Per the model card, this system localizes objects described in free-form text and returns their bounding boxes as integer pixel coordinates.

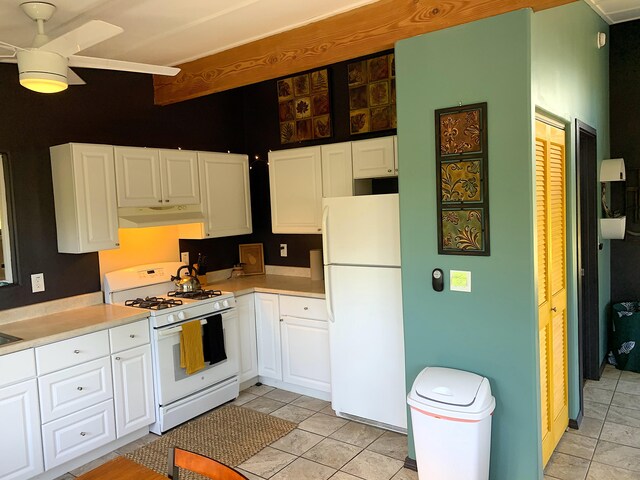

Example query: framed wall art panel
[435,102,490,256]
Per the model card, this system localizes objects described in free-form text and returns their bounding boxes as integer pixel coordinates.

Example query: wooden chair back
[167,447,248,480]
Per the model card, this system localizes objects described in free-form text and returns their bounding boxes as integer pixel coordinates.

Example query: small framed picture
[239,243,265,275]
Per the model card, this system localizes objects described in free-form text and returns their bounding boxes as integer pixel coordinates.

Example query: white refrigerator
[322,193,407,431]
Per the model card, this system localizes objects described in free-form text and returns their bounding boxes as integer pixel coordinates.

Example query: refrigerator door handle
[322,205,329,262]
[324,266,335,323]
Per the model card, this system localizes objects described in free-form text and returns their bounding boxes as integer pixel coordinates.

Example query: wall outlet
[181,252,189,265]
[280,244,288,257]
[31,273,45,293]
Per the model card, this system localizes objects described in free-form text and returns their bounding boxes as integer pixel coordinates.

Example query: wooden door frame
[575,120,601,386]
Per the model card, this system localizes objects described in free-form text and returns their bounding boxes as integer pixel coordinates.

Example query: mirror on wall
[0,153,14,286]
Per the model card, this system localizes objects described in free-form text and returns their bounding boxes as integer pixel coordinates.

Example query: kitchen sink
[0,333,22,345]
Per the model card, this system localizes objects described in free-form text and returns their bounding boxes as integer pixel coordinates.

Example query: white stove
[104,262,240,434]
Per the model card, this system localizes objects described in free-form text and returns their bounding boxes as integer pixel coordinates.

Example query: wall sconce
[600,158,626,239]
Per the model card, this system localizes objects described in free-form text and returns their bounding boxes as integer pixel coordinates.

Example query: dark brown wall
[610,20,640,302]
[0,65,245,310]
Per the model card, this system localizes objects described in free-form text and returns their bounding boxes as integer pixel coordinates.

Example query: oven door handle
[157,319,207,337]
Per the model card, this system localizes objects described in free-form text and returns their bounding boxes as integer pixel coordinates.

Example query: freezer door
[325,264,407,430]
[322,194,400,267]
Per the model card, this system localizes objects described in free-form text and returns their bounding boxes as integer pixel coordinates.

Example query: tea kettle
[171,265,201,293]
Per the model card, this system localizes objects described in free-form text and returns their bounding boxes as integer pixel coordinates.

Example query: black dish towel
[202,314,227,365]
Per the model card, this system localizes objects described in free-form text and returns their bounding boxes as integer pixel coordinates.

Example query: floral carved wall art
[435,103,490,255]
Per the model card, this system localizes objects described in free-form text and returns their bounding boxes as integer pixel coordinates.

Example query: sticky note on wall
[450,270,471,292]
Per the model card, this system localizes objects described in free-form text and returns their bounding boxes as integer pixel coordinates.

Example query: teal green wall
[531,1,610,420]
[396,10,540,479]
[397,4,609,478]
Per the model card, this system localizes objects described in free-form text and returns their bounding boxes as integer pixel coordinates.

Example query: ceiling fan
[0,1,180,93]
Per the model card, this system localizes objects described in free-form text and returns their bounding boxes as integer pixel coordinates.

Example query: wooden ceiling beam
[153,0,575,105]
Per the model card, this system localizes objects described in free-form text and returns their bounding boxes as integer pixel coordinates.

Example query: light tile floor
[59,384,417,480]
[544,364,640,480]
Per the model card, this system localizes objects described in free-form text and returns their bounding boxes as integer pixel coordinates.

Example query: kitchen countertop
[0,304,148,356]
[205,274,325,298]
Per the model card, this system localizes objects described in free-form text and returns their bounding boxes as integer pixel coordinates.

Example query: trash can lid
[413,367,491,408]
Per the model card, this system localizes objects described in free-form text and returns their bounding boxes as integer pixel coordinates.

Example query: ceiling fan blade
[39,20,123,57]
[0,40,23,53]
[67,68,86,85]
[69,55,180,76]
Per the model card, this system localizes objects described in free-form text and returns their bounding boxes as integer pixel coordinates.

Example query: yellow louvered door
[536,119,568,466]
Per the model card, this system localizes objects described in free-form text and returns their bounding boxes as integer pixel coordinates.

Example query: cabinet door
[281,316,331,392]
[114,146,162,207]
[236,294,258,384]
[352,136,395,179]
[159,150,200,205]
[255,293,282,380]
[269,146,323,233]
[50,143,120,253]
[321,142,353,197]
[0,380,44,480]
[112,344,155,438]
[199,152,252,238]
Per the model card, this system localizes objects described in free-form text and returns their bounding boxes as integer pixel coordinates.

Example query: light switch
[450,270,471,292]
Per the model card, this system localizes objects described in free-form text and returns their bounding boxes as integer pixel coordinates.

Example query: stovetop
[167,289,223,300]
[125,296,184,310]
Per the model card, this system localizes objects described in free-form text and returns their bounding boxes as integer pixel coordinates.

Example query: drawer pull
[304,307,308,310]
[115,357,121,361]
[129,334,135,338]
[73,349,80,354]
[80,432,87,437]
[77,386,83,391]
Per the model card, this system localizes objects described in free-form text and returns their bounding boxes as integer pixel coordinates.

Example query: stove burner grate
[125,296,183,310]
[167,289,223,300]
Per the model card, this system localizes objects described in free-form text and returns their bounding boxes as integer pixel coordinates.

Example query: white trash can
[407,367,495,480]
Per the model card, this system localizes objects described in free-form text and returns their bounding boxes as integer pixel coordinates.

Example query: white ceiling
[0,0,378,67]
[0,0,637,72]
[584,0,640,24]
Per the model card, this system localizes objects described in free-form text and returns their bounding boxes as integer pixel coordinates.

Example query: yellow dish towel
[179,321,205,375]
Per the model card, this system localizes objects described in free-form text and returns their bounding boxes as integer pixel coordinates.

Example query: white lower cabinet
[281,316,330,392]
[42,400,116,469]
[237,294,258,384]
[111,344,155,438]
[255,293,330,395]
[255,293,282,380]
[0,378,44,480]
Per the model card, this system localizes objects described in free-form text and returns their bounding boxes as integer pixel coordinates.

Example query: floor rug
[125,405,296,477]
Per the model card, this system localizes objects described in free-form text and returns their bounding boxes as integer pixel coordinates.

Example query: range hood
[118,205,204,228]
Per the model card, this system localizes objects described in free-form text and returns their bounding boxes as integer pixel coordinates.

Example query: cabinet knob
[73,349,80,354]
[115,356,121,361]
[77,386,83,391]
[317,228,321,232]
[115,243,120,247]
[158,199,162,203]
[80,432,87,437]
[129,334,135,338]
[165,199,170,202]
[552,307,557,312]
[206,233,210,237]
[280,318,283,322]
[387,169,392,173]
[304,307,309,310]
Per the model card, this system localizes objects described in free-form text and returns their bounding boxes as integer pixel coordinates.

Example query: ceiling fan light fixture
[17,49,68,93]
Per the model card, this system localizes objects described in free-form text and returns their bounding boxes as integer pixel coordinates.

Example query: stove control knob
[222,300,230,308]
[214,302,221,310]
[167,314,175,324]
[178,311,187,320]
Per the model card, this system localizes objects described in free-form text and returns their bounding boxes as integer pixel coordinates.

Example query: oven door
[153,308,239,406]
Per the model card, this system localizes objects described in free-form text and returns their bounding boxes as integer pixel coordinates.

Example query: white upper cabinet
[114,147,199,207]
[269,146,323,234]
[352,136,397,179]
[199,152,252,238]
[50,143,120,253]
[321,142,353,198]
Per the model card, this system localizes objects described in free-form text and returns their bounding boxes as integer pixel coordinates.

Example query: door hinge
[581,268,585,277]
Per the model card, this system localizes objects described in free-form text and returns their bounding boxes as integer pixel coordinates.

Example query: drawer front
[36,330,109,375]
[109,319,149,353]
[279,295,327,321]
[42,399,115,470]
[0,349,36,388]
[39,357,113,423]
